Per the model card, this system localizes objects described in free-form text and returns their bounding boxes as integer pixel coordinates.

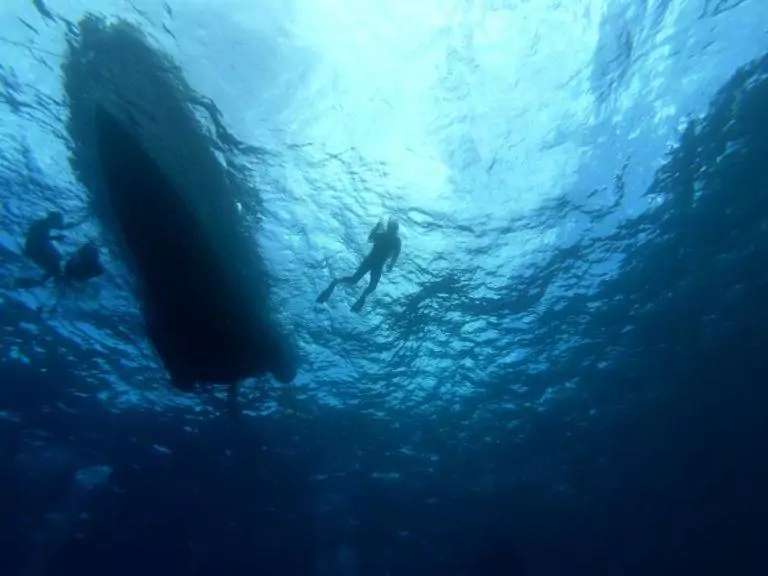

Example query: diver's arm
[388,239,401,271]
[368,220,384,243]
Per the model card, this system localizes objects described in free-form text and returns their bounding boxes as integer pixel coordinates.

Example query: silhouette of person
[317,217,402,312]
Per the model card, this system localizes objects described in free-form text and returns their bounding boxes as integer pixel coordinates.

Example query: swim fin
[351,297,365,313]
[316,282,336,304]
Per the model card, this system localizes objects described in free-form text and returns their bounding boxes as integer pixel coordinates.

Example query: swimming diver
[317,217,402,312]
[43,241,105,314]
[15,210,69,288]
[62,241,104,284]
[15,211,104,312]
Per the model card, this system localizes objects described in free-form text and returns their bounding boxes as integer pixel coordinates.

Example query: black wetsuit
[24,217,63,280]
[39,243,105,315]
[344,228,401,292]
[63,243,104,283]
[317,222,402,311]
[16,214,101,302]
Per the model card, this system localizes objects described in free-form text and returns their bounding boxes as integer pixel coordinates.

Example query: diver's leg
[317,259,371,303]
[351,266,382,312]
[316,278,340,303]
[14,273,50,289]
[15,267,59,290]
[39,243,63,279]
[338,258,371,285]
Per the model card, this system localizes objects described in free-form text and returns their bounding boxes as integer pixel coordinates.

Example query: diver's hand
[369,220,386,243]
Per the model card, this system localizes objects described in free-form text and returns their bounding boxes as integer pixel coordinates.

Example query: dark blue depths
[1,25,768,576]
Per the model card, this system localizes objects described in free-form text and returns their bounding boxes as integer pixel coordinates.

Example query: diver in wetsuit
[15,211,104,308]
[317,217,402,312]
[15,211,70,288]
[44,242,105,314]
[62,242,104,284]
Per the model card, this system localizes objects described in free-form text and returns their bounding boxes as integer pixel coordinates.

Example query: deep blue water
[1,1,768,575]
